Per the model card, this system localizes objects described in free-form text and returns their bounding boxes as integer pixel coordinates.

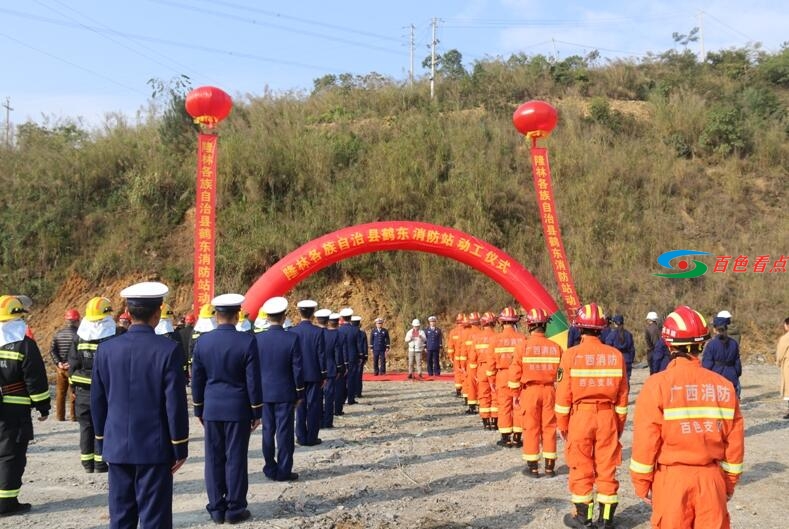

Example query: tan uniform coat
[776,330,789,399]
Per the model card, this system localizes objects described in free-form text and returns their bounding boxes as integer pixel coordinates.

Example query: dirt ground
[12,363,788,529]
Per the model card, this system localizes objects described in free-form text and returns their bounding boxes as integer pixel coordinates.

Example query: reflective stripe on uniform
[2,395,31,405]
[95,435,104,440]
[507,381,521,389]
[468,363,478,368]
[523,356,561,364]
[251,403,263,409]
[70,375,92,385]
[522,453,541,462]
[721,461,743,474]
[77,343,99,351]
[0,351,24,361]
[543,451,557,459]
[615,406,628,415]
[94,454,103,462]
[485,370,496,376]
[555,404,571,414]
[498,427,513,433]
[193,402,203,406]
[512,426,523,433]
[457,356,467,360]
[80,453,95,461]
[570,369,622,377]
[0,488,20,498]
[475,344,490,349]
[597,493,618,504]
[571,493,594,504]
[496,347,516,353]
[663,407,735,421]
[490,406,498,413]
[629,459,654,474]
[30,390,50,402]
[171,437,188,445]
[479,407,491,413]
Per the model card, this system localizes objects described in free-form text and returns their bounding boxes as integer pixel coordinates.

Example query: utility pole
[698,11,705,60]
[2,97,12,147]
[430,18,439,100]
[409,24,415,88]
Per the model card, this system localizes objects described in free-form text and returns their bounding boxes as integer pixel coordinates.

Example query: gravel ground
[11,364,789,528]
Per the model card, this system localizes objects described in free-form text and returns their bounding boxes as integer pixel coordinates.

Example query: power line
[0,7,339,72]
[148,0,404,56]
[38,0,214,82]
[0,32,146,96]
[442,14,684,29]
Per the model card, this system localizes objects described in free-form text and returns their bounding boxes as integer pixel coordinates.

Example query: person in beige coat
[777,317,789,419]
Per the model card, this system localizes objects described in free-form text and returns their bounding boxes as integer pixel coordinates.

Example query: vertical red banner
[530,146,580,316]
[193,132,218,318]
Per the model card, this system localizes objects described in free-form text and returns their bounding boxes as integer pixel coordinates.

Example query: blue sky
[3,0,787,127]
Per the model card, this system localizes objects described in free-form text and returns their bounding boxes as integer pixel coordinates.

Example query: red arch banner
[242,221,568,344]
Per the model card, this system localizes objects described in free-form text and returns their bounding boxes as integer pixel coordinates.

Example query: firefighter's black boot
[522,461,540,478]
[511,432,523,448]
[496,433,511,447]
[596,502,617,529]
[482,418,490,430]
[491,417,498,430]
[563,503,593,528]
[455,388,462,397]
[544,458,557,477]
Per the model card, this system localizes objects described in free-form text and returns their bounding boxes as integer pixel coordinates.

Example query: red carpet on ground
[362,373,455,382]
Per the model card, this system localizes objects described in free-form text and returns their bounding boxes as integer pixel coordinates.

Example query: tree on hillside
[422,49,468,80]
[147,74,196,154]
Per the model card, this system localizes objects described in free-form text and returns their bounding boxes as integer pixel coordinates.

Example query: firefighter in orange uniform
[448,313,465,398]
[630,305,744,529]
[555,303,628,529]
[494,307,525,448]
[510,307,563,477]
[462,312,481,414]
[475,312,498,430]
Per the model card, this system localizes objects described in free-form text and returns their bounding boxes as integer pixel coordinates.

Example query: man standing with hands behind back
[91,282,189,529]
[192,293,262,525]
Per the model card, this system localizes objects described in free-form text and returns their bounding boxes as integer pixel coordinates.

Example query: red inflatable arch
[242,221,568,344]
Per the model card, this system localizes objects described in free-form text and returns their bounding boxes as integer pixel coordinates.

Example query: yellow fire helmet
[0,295,27,322]
[85,296,113,322]
[199,303,215,319]
[160,303,175,319]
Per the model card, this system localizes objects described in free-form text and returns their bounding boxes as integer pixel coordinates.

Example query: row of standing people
[447,303,744,529]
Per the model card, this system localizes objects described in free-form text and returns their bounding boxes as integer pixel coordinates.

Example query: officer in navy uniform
[351,315,367,397]
[68,296,118,473]
[316,310,340,428]
[0,295,50,517]
[291,300,326,446]
[338,308,361,405]
[369,317,390,376]
[91,282,189,529]
[255,297,304,481]
[192,293,262,525]
[331,312,349,417]
[425,315,444,376]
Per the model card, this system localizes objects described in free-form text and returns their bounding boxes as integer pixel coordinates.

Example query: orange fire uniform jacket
[509,330,562,461]
[475,327,498,419]
[494,326,526,434]
[555,335,629,505]
[629,356,744,529]
[448,324,465,391]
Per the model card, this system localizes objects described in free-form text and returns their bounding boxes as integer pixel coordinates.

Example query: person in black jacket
[49,309,80,421]
[0,295,50,517]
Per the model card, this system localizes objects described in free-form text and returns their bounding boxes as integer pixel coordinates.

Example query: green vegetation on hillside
[1,44,787,352]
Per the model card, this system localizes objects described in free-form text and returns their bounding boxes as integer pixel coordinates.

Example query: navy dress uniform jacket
[370,327,390,352]
[255,325,304,402]
[322,328,340,378]
[290,321,326,382]
[191,324,263,421]
[91,324,189,463]
[425,327,443,350]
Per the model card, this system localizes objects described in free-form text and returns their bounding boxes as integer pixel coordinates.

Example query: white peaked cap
[314,309,331,318]
[297,300,318,309]
[262,296,288,315]
[717,310,732,319]
[329,312,341,320]
[351,315,362,322]
[120,281,169,299]
[211,293,245,309]
[339,308,353,317]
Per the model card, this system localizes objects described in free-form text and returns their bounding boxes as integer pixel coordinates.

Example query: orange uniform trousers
[496,372,520,433]
[651,463,730,529]
[464,366,478,405]
[520,383,557,462]
[566,403,621,503]
[477,373,495,419]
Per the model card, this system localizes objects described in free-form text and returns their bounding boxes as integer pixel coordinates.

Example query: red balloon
[512,100,558,137]
[185,86,233,128]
